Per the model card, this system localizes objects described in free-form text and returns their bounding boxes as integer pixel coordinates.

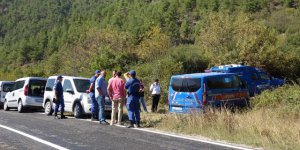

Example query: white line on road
[0,124,69,150]
[132,128,255,150]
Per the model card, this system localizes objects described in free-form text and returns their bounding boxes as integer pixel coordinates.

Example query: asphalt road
[0,109,244,150]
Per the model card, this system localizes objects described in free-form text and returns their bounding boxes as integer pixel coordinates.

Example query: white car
[0,81,15,108]
[43,76,112,118]
[4,77,47,112]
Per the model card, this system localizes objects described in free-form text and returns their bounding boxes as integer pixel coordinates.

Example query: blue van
[209,64,284,96]
[168,73,249,113]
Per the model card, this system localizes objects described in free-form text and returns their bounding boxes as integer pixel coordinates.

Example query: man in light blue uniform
[95,70,109,125]
[89,70,101,121]
[53,75,66,119]
[125,70,141,128]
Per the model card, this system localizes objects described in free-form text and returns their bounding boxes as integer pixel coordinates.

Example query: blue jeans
[97,96,106,122]
[89,92,98,117]
[54,96,64,113]
[127,95,140,124]
[139,97,148,112]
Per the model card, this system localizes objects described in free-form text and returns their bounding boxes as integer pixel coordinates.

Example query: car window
[73,79,90,93]
[45,79,56,91]
[2,83,14,92]
[260,72,270,80]
[206,76,240,89]
[14,80,25,90]
[251,73,259,80]
[63,79,73,92]
[28,80,46,97]
[171,78,201,92]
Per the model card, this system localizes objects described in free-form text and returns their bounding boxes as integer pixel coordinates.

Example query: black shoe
[60,115,67,119]
[127,125,134,128]
[99,120,109,125]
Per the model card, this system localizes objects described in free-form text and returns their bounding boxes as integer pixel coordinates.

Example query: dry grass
[140,108,300,150]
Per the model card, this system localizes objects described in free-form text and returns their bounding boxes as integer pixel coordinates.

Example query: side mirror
[66,89,74,94]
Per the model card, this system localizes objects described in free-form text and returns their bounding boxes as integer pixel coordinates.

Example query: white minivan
[0,81,15,108]
[4,77,47,112]
[43,76,111,118]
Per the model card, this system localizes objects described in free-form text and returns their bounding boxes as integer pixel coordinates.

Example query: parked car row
[0,76,111,118]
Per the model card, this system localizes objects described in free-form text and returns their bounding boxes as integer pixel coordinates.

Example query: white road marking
[0,124,69,150]
[132,128,255,150]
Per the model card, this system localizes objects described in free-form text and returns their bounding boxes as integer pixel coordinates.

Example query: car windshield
[73,79,90,93]
[171,78,201,92]
[206,76,240,89]
[3,83,14,92]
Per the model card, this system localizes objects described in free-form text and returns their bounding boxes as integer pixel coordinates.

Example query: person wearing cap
[88,70,101,121]
[53,75,66,119]
[125,70,141,128]
[95,70,109,125]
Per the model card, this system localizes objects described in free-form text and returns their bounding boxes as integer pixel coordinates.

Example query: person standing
[108,70,117,86]
[88,70,101,121]
[53,75,66,119]
[107,71,125,125]
[139,79,148,112]
[95,70,109,125]
[125,70,141,128]
[150,79,161,113]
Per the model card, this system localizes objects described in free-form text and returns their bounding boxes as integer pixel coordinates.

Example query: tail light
[24,84,29,96]
[202,83,207,105]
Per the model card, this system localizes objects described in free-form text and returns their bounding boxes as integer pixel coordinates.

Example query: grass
[139,85,300,150]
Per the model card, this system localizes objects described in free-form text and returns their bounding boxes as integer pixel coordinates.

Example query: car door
[8,80,25,107]
[62,79,75,112]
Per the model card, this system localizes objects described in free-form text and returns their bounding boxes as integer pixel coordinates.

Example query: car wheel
[4,100,9,111]
[18,100,24,113]
[45,101,53,115]
[74,102,83,119]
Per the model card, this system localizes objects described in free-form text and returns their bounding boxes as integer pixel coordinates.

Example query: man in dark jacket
[54,75,66,119]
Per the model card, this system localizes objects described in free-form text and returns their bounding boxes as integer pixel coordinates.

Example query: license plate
[172,107,182,111]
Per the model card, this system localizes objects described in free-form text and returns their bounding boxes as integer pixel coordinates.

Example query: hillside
[0,0,300,84]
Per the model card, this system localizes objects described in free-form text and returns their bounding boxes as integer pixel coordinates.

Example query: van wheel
[45,101,53,115]
[18,100,24,113]
[74,102,83,119]
[4,100,9,111]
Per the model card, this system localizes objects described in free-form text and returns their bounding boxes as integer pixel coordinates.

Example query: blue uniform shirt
[125,78,140,96]
[90,75,97,93]
[54,81,63,97]
[95,75,108,97]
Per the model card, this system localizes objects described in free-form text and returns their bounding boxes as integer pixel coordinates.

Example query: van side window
[251,73,259,80]
[45,79,55,91]
[14,80,25,90]
[63,80,73,92]
[260,72,270,80]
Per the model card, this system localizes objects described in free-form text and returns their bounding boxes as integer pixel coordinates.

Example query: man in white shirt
[150,79,161,112]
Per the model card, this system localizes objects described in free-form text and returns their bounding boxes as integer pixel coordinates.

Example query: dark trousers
[151,94,160,112]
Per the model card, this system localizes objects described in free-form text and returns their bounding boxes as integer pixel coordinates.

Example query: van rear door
[169,77,202,113]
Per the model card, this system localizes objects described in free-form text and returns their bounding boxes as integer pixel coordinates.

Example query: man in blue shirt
[88,70,101,121]
[95,70,109,125]
[53,75,66,119]
[125,70,141,128]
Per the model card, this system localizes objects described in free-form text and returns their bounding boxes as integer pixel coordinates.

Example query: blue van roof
[171,72,236,78]
[211,65,264,72]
